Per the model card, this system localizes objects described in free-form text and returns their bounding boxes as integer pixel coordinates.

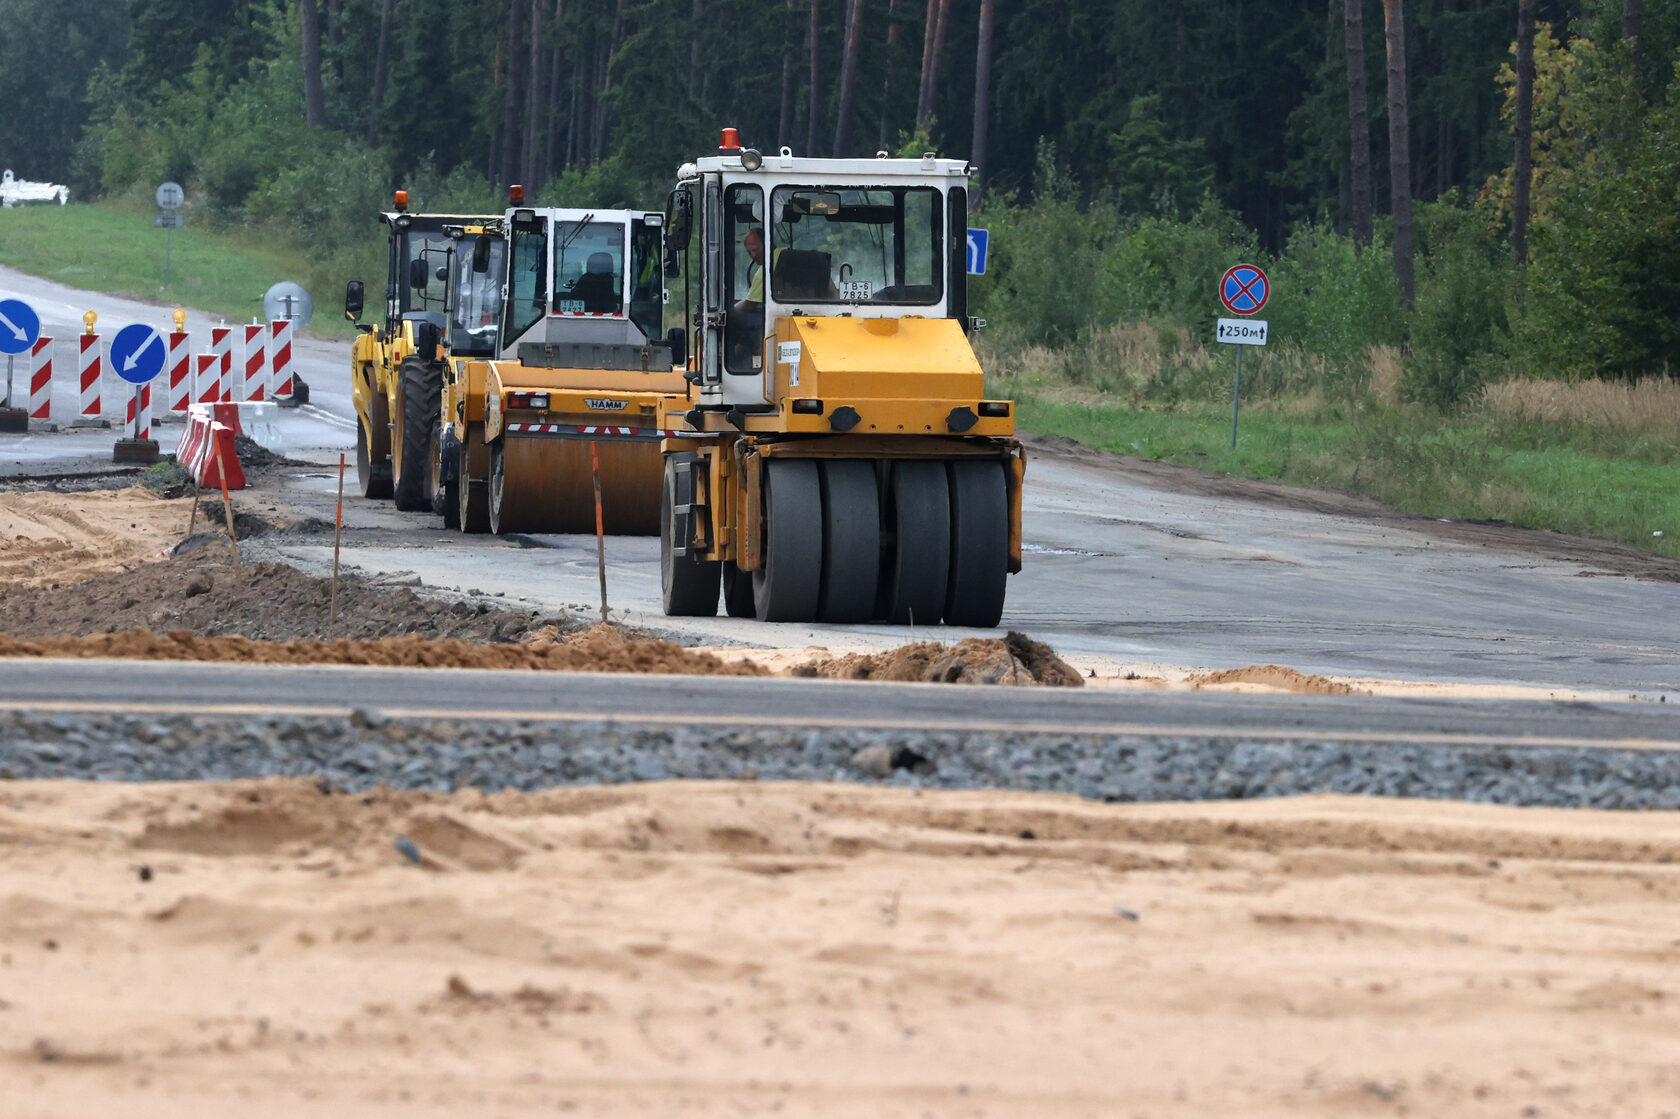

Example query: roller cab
[468,204,689,535]
[659,135,1023,627]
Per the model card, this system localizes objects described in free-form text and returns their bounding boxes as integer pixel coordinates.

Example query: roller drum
[491,433,663,535]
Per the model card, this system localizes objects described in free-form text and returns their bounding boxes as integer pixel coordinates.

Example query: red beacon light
[509,184,525,204]
[393,190,408,212]
[719,127,741,152]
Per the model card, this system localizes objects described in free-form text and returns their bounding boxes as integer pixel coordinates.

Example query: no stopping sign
[1219,264,1269,316]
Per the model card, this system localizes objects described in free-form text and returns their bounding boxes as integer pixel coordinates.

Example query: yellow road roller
[455,201,689,535]
[658,131,1022,627]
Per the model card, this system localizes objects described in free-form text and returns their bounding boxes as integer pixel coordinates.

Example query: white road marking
[301,404,357,429]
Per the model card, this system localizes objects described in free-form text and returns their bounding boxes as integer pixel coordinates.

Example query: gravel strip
[4,711,1680,809]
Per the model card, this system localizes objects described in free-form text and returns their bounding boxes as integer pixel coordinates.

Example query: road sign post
[0,297,41,431]
[1216,264,1270,448]
[156,182,184,288]
[110,322,167,462]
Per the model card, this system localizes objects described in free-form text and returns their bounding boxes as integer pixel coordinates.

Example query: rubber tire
[944,460,1010,629]
[816,460,881,623]
[487,438,509,535]
[721,562,756,618]
[882,460,950,626]
[753,459,822,622]
[661,453,720,616]
[433,429,459,528]
[355,420,392,499]
[458,427,490,534]
[393,356,441,512]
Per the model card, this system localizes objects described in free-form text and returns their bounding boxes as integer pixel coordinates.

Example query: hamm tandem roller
[467,201,688,534]
[659,130,1022,626]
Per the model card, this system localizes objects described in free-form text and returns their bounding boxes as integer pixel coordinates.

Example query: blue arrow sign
[111,323,166,385]
[0,298,40,355]
[966,228,990,276]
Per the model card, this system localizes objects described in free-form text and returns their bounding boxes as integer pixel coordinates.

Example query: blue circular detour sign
[0,298,40,355]
[1220,264,1270,316]
[111,323,167,385]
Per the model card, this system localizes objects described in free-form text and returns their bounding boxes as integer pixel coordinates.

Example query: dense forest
[0,0,1676,396]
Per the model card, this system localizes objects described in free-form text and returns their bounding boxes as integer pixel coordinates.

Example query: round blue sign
[1220,264,1270,316]
[0,298,40,355]
[111,323,167,385]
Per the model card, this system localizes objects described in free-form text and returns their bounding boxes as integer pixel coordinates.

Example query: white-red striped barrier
[166,331,191,413]
[243,322,266,401]
[78,334,101,417]
[195,352,219,405]
[211,327,232,402]
[28,336,51,420]
[175,402,245,491]
[125,384,152,442]
[269,320,294,398]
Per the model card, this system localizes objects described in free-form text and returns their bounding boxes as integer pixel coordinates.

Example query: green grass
[0,202,357,339]
[1014,392,1680,560]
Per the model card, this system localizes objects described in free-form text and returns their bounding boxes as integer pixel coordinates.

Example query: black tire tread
[393,356,441,512]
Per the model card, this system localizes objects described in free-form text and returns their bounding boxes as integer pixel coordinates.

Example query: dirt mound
[0,487,184,590]
[0,623,769,675]
[1188,664,1367,695]
[0,555,570,643]
[793,631,1083,686]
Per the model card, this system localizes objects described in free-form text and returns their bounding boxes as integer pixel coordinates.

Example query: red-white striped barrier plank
[269,320,294,398]
[211,327,232,402]
[77,334,100,417]
[195,353,218,405]
[124,384,152,441]
[27,336,51,420]
[166,331,191,413]
[242,323,266,401]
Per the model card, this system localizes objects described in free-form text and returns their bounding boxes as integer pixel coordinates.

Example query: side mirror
[344,280,365,321]
[472,235,492,274]
[664,188,692,253]
[666,325,687,367]
[408,258,429,291]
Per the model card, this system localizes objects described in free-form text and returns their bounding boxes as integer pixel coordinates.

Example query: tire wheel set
[664,455,1009,627]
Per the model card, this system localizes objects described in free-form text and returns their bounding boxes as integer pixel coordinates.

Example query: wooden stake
[210,434,240,569]
[591,440,608,623]
[331,451,345,630]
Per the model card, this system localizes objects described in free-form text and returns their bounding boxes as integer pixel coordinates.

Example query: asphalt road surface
[1,657,1675,749]
[4,266,1679,719]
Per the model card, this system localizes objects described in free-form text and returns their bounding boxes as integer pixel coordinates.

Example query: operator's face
[743,229,764,264]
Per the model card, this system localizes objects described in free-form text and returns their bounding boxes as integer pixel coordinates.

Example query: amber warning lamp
[394,190,408,212]
[719,127,741,152]
[509,184,525,204]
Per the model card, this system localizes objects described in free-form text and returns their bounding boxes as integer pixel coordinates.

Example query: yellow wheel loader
[658,131,1022,627]
[447,201,689,535]
[342,192,499,510]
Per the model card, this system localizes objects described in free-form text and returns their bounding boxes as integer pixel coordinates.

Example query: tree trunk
[1512,0,1536,264]
[326,0,343,81]
[690,0,704,101]
[915,0,951,134]
[878,0,901,149]
[594,0,626,166]
[1344,0,1373,251]
[542,38,562,182]
[366,0,396,147]
[1382,0,1413,306]
[971,0,994,204]
[501,0,528,187]
[779,0,798,149]
[300,0,326,128]
[806,0,821,156]
[833,0,866,155]
[523,0,545,187]
[1624,0,1643,78]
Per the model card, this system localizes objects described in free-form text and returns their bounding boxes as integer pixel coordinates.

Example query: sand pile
[1188,664,1368,695]
[794,630,1084,686]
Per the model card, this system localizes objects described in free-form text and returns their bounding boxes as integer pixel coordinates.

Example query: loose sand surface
[3,779,1678,1117]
